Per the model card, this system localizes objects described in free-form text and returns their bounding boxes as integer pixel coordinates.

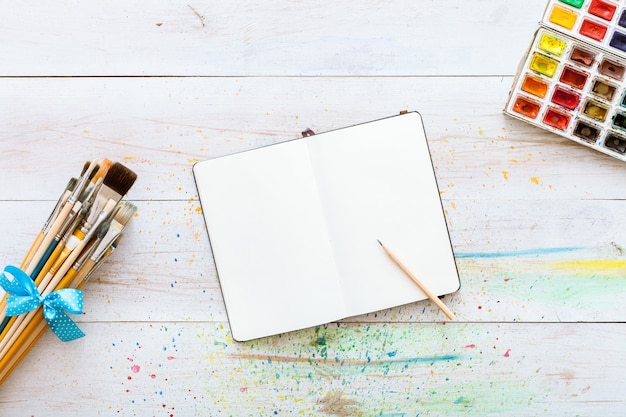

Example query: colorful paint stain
[513,96,541,119]
[521,74,549,98]
[543,107,570,129]
[539,32,567,56]
[549,5,577,29]
[530,52,559,77]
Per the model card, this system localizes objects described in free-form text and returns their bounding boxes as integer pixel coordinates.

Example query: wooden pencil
[377,240,455,320]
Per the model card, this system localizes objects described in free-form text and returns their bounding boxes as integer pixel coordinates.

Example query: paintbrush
[30,177,102,282]
[30,201,85,280]
[0,177,80,329]
[4,204,137,358]
[0,167,92,335]
[24,160,98,277]
[65,202,136,285]
[30,205,87,286]
[91,158,112,185]
[76,234,123,287]
[32,163,135,291]
[90,162,137,222]
[0,222,129,384]
[20,177,78,270]
[35,199,117,297]
[35,162,135,283]
[0,210,118,368]
[0,310,47,385]
[59,206,119,286]
[0,159,138,385]
[0,199,117,357]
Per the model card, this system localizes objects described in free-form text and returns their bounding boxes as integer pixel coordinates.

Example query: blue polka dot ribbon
[0,265,85,342]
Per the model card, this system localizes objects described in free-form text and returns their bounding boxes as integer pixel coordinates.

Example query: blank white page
[193,139,346,341]
[194,112,460,341]
[307,112,459,316]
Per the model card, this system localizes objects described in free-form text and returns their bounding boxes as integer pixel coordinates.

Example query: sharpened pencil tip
[377,239,382,246]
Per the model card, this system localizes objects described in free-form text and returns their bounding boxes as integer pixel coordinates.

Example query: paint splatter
[530,177,541,185]
[131,365,141,373]
[502,171,509,180]
[504,349,511,357]
[454,396,471,405]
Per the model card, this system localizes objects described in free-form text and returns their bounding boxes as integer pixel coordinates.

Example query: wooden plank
[0,0,546,77]
[1,76,624,203]
[0,321,623,416]
[1,199,624,324]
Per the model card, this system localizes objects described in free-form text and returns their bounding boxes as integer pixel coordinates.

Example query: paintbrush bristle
[93,158,113,184]
[66,177,78,193]
[80,161,91,176]
[88,164,100,181]
[114,202,137,226]
[103,162,138,197]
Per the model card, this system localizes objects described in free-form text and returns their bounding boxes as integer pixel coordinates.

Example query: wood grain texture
[0,0,625,415]
[1,77,624,202]
[0,0,546,76]
[1,322,624,416]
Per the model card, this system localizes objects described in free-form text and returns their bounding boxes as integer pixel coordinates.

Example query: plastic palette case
[504,0,626,162]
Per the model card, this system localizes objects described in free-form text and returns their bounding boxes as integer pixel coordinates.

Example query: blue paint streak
[455,247,584,259]
[367,354,459,365]
[396,354,459,363]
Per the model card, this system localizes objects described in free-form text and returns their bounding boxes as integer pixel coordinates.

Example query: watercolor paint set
[505,0,626,161]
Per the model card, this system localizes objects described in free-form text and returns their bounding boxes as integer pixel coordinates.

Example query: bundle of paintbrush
[0,159,137,384]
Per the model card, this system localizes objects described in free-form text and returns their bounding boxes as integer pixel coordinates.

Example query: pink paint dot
[151,374,157,379]
[167,356,176,360]
[240,387,248,393]
[464,344,476,349]
[504,349,511,357]
[131,365,141,373]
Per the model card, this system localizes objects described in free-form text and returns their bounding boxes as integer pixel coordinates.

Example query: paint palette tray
[542,0,626,56]
[505,0,626,162]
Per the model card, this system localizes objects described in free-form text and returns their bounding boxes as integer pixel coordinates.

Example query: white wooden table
[1,1,625,415]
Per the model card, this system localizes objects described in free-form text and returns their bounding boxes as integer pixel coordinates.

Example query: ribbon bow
[0,265,85,342]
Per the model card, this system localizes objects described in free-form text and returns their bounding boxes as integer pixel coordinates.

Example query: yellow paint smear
[550,260,626,277]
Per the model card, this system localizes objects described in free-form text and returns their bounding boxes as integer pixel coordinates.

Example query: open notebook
[193,112,460,341]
